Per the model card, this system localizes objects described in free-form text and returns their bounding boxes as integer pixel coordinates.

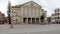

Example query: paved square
[0,24,60,34]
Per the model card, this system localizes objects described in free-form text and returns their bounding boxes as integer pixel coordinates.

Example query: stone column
[26,18,28,24]
[22,18,23,24]
[35,18,36,24]
[39,18,40,24]
[31,18,32,24]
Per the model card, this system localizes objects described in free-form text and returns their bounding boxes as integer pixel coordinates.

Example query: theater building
[11,1,47,24]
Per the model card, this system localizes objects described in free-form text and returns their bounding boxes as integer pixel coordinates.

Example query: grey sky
[0,0,60,17]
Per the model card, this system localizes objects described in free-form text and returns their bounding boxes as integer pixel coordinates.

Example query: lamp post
[8,0,13,28]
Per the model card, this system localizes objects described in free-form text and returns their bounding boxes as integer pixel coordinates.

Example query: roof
[11,1,42,8]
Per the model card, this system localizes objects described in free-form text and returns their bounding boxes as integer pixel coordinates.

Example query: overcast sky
[0,0,60,17]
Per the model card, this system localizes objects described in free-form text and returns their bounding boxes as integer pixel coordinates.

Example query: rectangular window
[58,13,59,15]
[58,17,59,19]
[57,9,59,11]
[13,20,15,21]
[52,14,54,16]
[55,10,56,12]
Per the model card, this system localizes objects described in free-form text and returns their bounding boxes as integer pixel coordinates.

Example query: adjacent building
[47,17,51,24]
[51,8,60,24]
[11,1,47,24]
[0,12,5,24]
[5,17,9,24]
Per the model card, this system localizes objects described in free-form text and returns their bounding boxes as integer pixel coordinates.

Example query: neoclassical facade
[11,1,47,24]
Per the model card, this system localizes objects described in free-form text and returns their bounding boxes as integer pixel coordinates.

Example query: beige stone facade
[11,1,47,24]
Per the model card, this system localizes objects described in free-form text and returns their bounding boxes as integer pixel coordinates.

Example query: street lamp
[8,0,13,28]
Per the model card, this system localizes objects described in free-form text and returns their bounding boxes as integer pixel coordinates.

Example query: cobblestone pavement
[0,24,60,34]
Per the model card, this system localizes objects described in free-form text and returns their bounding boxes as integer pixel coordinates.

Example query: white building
[51,8,60,23]
[11,1,47,24]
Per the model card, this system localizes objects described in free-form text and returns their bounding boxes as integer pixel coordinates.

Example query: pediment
[21,1,41,8]
[12,1,41,8]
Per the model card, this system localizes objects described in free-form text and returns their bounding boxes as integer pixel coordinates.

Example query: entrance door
[32,18,35,24]
[23,18,27,23]
[28,18,31,24]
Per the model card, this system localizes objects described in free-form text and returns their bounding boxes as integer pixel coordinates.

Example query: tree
[40,13,45,24]
[40,15,44,22]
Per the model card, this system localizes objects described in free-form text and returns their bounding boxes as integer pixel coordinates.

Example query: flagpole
[8,0,13,28]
